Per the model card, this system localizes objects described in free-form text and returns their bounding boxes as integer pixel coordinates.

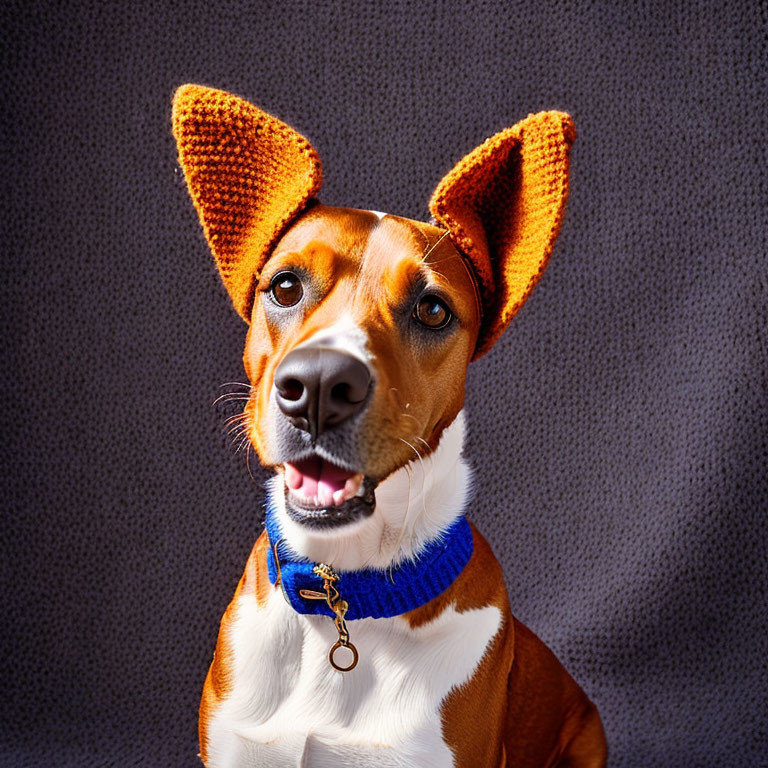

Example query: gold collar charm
[299,563,359,672]
[272,539,358,672]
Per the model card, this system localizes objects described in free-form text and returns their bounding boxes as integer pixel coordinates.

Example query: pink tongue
[285,457,353,507]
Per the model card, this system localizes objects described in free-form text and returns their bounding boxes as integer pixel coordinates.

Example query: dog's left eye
[413,295,452,329]
[270,272,303,307]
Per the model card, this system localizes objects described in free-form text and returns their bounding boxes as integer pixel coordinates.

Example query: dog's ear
[172,84,322,320]
[429,112,576,359]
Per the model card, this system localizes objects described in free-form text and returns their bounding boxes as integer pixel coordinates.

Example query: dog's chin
[281,455,377,530]
[283,485,377,530]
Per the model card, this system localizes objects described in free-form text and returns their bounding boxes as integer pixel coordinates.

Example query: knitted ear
[172,84,323,320]
[429,111,576,359]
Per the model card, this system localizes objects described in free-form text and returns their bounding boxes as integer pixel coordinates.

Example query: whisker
[245,442,257,483]
[421,230,451,262]
[390,387,421,426]
[226,415,249,432]
[226,427,247,439]
[385,461,415,582]
[212,393,252,406]
[398,437,423,462]
[399,436,433,539]
[398,439,427,519]
[427,267,449,283]
[225,410,248,426]
[362,435,421,572]
[417,443,432,523]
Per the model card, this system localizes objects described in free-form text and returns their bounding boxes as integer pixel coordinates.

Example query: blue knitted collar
[264,508,474,621]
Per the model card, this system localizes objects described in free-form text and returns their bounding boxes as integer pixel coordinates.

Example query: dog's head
[173,85,575,535]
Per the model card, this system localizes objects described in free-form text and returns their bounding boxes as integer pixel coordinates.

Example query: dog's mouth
[281,455,376,529]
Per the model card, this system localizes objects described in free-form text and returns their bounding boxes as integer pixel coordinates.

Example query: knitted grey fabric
[2,0,766,765]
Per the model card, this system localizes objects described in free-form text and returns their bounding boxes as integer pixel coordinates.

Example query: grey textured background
[2,0,767,765]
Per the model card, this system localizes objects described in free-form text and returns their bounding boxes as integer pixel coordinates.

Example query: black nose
[274,347,372,438]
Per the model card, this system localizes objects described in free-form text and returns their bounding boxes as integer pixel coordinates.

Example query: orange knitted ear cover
[172,84,322,320]
[429,112,576,359]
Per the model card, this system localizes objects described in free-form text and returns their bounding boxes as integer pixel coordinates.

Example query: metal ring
[329,641,358,672]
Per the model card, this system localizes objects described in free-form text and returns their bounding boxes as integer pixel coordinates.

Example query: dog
[173,84,607,767]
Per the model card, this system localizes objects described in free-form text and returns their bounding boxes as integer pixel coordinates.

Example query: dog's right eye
[270,272,303,307]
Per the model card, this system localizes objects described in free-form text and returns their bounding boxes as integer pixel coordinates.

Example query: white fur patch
[205,586,501,767]
[273,411,472,571]
[369,210,387,220]
[293,314,372,367]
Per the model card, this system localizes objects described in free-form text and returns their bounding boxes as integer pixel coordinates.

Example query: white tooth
[318,486,334,508]
[332,489,345,506]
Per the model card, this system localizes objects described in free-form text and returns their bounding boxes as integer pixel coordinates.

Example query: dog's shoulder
[404,522,513,766]
[503,619,607,766]
[407,523,606,767]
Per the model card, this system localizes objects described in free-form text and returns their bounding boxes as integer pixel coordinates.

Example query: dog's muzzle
[272,345,376,528]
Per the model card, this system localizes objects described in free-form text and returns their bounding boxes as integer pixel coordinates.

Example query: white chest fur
[205,586,501,767]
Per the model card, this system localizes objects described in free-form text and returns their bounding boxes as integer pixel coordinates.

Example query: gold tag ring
[329,640,359,672]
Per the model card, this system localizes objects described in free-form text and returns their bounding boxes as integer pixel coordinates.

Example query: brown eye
[270,271,303,307]
[413,295,451,329]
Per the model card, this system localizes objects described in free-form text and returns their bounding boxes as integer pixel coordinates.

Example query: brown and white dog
[173,84,607,767]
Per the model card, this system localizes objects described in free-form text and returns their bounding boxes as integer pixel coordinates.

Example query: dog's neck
[268,411,471,571]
